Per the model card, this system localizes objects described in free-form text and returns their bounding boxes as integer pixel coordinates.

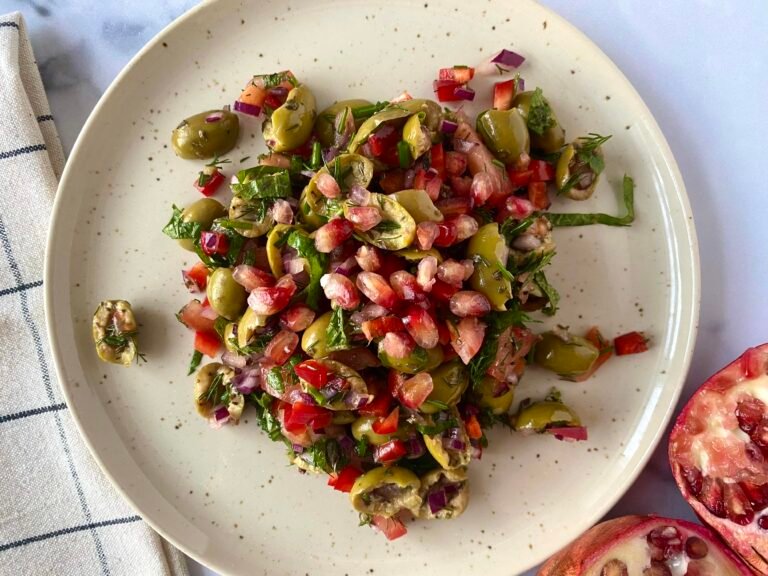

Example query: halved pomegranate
[669,344,768,574]
[537,515,751,575]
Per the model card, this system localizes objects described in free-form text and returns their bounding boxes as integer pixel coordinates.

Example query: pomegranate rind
[669,344,768,574]
[537,515,752,575]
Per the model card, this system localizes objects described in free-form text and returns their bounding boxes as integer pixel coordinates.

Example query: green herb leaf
[162,205,201,241]
[351,101,390,120]
[327,306,351,352]
[266,366,285,393]
[285,229,329,310]
[423,400,449,410]
[249,392,286,443]
[527,88,555,135]
[371,220,400,234]
[500,216,535,241]
[232,166,292,200]
[355,436,369,457]
[533,270,560,316]
[213,316,229,339]
[397,140,412,169]
[468,307,530,386]
[187,350,203,376]
[547,175,635,227]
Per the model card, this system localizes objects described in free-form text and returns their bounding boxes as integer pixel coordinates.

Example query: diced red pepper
[182,262,208,292]
[194,168,225,197]
[286,402,333,431]
[529,159,555,182]
[507,168,533,189]
[367,124,399,157]
[438,66,475,84]
[614,331,649,356]
[359,388,393,418]
[372,407,399,435]
[429,143,445,178]
[433,80,464,102]
[373,439,407,464]
[294,359,329,388]
[200,231,230,256]
[371,515,407,540]
[465,414,483,440]
[492,79,516,111]
[527,181,550,210]
[328,465,363,493]
[193,330,220,358]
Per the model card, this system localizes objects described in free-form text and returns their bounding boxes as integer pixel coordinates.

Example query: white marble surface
[6,0,768,574]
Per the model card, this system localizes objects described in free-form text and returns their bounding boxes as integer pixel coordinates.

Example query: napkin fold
[0,12,189,576]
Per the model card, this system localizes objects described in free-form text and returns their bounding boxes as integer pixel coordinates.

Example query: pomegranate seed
[724,482,755,525]
[684,536,708,559]
[740,481,768,511]
[247,274,296,315]
[647,526,683,561]
[362,316,406,341]
[759,516,768,530]
[232,265,276,291]
[390,271,423,301]
[454,214,479,242]
[436,197,473,217]
[320,273,360,310]
[402,305,439,349]
[346,206,382,232]
[745,441,766,464]
[417,256,438,292]
[380,332,416,359]
[416,221,439,250]
[271,198,294,224]
[450,175,473,197]
[741,346,768,378]
[352,303,389,323]
[437,259,469,287]
[356,272,398,309]
[316,172,341,198]
[681,466,703,496]
[294,359,328,388]
[425,174,442,201]
[459,259,474,279]
[279,304,316,332]
[600,560,628,576]
[699,476,727,518]
[398,372,434,409]
[450,291,491,317]
[315,218,354,253]
[355,245,381,272]
[264,330,299,365]
[445,151,468,176]
[433,220,458,247]
[470,171,494,206]
[450,317,486,364]
[505,195,535,219]
[430,279,459,304]
[736,397,765,435]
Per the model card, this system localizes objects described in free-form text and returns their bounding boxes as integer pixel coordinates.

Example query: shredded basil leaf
[327,306,350,352]
[533,270,560,316]
[232,166,292,200]
[468,307,530,386]
[547,175,635,227]
[286,230,328,310]
[249,392,286,443]
[162,205,201,241]
[187,350,203,376]
[266,366,285,393]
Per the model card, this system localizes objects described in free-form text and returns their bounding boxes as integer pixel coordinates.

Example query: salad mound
[162,50,646,540]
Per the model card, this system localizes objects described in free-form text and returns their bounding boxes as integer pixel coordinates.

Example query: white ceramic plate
[45,0,699,574]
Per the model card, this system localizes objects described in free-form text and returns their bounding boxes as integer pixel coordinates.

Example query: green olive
[391,189,444,223]
[92,300,138,366]
[301,311,333,358]
[308,359,369,411]
[466,223,512,311]
[476,108,530,165]
[423,411,471,470]
[349,466,422,516]
[262,84,317,152]
[421,360,469,414]
[402,114,431,160]
[177,198,227,251]
[395,248,443,263]
[228,194,275,238]
[332,411,358,425]
[266,224,295,277]
[475,376,515,415]
[513,91,566,154]
[171,109,239,160]
[515,400,581,432]
[237,307,268,348]
[347,99,442,154]
[351,416,392,446]
[206,268,247,321]
[417,468,470,520]
[355,193,416,250]
[378,344,443,375]
[223,322,238,353]
[193,362,235,418]
[315,99,372,148]
[533,331,600,379]
[555,139,604,200]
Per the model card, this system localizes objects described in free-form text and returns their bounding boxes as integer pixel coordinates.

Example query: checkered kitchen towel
[0,13,189,576]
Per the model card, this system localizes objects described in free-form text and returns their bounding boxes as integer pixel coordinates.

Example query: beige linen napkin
[0,12,189,576]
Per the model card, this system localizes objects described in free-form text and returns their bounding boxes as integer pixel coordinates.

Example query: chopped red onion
[233,100,261,117]
[205,112,223,123]
[286,388,308,404]
[292,443,305,454]
[320,377,348,399]
[271,198,294,225]
[445,438,466,452]
[209,405,230,428]
[546,426,588,442]
[403,168,416,188]
[443,483,460,498]
[445,427,463,440]
[463,403,479,417]
[491,48,526,69]
[406,437,425,459]
[284,254,308,276]
[492,379,511,398]
[427,489,447,514]
[322,146,340,164]
[338,435,355,454]
[222,351,248,370]
[300,169,317,179]
[344,390,374,409]
[332,255,357,276]
[453,86,475,101]
[517,77,526,92]
[348,184,371,207]
[268,86,289,100]
[200,306,219,321]
[440,119,459,134]
[453,139,477,154]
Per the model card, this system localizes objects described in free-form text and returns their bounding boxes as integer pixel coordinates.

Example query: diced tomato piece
[359,387,393,418]
[194,330,220,358]
[279,404,306,434]
[371,515,407,541]
[264,330,299,365]
[237,84,267,107]
[287,402,333,431]
[424,171,443,201]
[328,465,363,493]
[294,359,329,388]
[372,407,400,435]
[507,168,533,189]
[614,331,649,356]
[437,320,452,346]
[438,66,475,84]
[492,79,516,111]
[465,414,483,440]
[572,327,613,382]
[450,317,487,364]
[178,299,217,332]
[398,373,433,410]
[527,181,550,210]
[194,168,225,197]
[368,124,399,157]
[433,80,464,102]
[429,143,445,177]
[377,253,406,280]
[182,262,208,292]
[200,231,230,256]
[362,316,406,341]
[374,439,407,464]
[529,159,555,182]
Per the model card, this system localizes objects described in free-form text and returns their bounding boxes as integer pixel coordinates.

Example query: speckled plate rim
[44,0,700,573]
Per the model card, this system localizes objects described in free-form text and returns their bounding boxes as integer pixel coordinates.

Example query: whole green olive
[301,311,333,358]
[476,108,530,165]
[206,268,247,321]
[391,189,444,223]
[171,109,239,160]
[533,331,600,379]
[422,411,471,470]
[315,98,372,148]
[349,466,422,516]
[555,138,605,200]
[177,198,227,251]
[263,84,317,152]
[351,415,392,446]
[515,399,581,432]
[513,91,566,154]
[92,300,138,366]
[332,411,358,425]
[417,468,470,520]
[378,344,443,375]
[421,360,469,414]
[194,362,234,418]
[466,223,512,311]
[223,322,238,353]
[237,307,268,348]
[475,375,515,415]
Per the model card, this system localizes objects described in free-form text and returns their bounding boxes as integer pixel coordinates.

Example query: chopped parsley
[526,88,555,135]
[231,166,292,200]
[327,306,350,352]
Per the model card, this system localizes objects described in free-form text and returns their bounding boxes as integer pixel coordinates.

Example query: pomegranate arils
[355,245,381,272]
[470,171,494,206]
[279,304,316,332]
[449,291,491,317]
[444,151,468,176]
[685,536,709,559]
[390,271,423,301]
[437,259,469,287]
[416,221,439,250]
[271,198,294,224]
[450,317,486,364]
[758,516,768,529]
[736,397,765,435]
[320,273,360,310]
[233,264,275,290]
[724,482,754,525]
[247,275,296,315]
[417,256,438,292]
[699,476,727,518]
[356,272,398,309]
[316,172,341,198]
[402,305,439,349]
[380,332,415,359]
[647,525,683,561]
[264,330,299,365]
[346,206,382,232]
[681,466,703,496]
[454,214,479,242]
[315,218,354,253]
[600,559,628,576]
[362,316,405,341]
[436,197,472,217]
[740,480,768,510]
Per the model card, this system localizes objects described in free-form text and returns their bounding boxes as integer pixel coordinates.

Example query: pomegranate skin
[669,344,768,574]
[537,515,752,576]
